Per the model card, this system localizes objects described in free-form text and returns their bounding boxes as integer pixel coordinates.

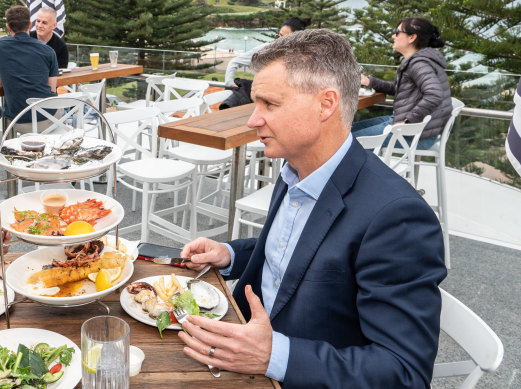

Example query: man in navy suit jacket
[179,29,447,388]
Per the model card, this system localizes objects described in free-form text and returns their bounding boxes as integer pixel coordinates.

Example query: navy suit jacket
[228,139,447,388]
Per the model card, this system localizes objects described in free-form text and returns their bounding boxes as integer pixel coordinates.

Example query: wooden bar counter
[0,253,280,389]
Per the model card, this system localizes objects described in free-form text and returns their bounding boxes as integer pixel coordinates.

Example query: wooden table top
[158,92,386,150]
[0,64,143,96]
[0,253,279,389]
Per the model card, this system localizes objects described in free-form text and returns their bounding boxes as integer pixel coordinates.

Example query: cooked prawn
[59,199,111,225]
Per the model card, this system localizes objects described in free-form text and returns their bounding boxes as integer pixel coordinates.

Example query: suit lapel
[269,139,368,321]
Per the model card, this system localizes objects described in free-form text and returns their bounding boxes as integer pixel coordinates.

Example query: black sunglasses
[394,28,408,36]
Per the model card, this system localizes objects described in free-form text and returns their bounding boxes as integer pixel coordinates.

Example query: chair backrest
[104,106,161,158]
[433,288,504,389]
[382,115,431,184]
[24,96,87,134]
[162,77,209,101]
[79,79,106,110]
[203,90,233,113]
[154,97,204,122]
[439,97,465,151]
[356,125,393,155]
[143,73,177,106]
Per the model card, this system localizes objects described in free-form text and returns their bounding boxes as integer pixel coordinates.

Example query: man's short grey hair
[251,29,360,126]
[38,7,57,20]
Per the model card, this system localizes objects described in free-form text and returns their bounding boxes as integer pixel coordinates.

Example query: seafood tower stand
[0,96,127,328]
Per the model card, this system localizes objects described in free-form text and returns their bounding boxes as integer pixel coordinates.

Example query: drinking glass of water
[82,316,130,389]
[109,51,118,67]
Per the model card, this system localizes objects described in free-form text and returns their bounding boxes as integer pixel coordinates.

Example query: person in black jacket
[30,7,69,69]
[354,17,452,150]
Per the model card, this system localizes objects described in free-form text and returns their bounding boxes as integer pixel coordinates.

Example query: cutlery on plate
[151,257,191,266]
[173,306,221,378]
[194,265,211,280]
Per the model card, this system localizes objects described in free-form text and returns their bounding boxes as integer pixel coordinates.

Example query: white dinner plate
[1,189,124,245]
[120,275,228,330]
[0,136,122,182]
[0,282,14,315]
[0,328,81,388]
[6,246,134,306]
[101,235,139,262]
[359,88,375,97]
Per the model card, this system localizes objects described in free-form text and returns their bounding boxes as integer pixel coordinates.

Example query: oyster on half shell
[187,280,220,310]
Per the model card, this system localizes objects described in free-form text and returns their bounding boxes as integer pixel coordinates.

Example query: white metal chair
[356,125,393,156]
[162,77,209,115]
[117,73,177,110]
[244,140,281,194]
[202,90,233,113]
[415,98,465,269]
[382,115,432,185]
[433,288,504,388]
[232,183,274,239]
[104,106,198,243]
[156,97,234,238]
[24,96,86,134]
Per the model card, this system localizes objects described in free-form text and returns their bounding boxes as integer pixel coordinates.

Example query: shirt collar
[281,132,353,200]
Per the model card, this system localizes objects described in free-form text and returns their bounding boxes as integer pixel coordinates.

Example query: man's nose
[247,106,264,129]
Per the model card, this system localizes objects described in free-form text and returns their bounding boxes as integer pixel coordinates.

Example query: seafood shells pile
[1,132,113,170]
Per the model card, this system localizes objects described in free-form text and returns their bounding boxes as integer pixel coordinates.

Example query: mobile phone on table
[137,242,182,260]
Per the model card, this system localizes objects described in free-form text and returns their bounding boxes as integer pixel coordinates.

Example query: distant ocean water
[200,0,367,52]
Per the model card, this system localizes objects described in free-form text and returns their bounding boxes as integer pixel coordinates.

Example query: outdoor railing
[67,44,520,190]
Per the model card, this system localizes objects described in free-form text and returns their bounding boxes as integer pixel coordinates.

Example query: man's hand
[2,229,11,255]
[180,237,231,271]
[178,285,272,374]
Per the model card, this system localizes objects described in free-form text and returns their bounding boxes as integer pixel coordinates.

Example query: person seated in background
[178,29,447,388]
[224,16,311,87]
[30,7,69,69]
[0,6,59,134]
[354,17,452,150]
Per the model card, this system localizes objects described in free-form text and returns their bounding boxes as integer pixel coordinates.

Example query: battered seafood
[27,251,126,287]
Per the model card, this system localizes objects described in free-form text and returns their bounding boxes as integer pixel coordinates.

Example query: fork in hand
[173,306,221,378]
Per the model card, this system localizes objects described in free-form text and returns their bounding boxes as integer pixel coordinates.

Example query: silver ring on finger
[209,346,216,357]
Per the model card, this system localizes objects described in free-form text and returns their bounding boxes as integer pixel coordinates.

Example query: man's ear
[319,88,340,122]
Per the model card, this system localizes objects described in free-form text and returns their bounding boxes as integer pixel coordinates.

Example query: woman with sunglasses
[353,17,452,150]
[224,17,311,86]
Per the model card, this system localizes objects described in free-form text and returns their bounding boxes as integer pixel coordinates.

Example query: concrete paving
[3,176,519,388]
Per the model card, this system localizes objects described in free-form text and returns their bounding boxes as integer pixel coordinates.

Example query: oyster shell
[29,155,71,170]
[52,129,84,154]
[72,145,112,165]
[1,146,42,161]
[187,280,220,310]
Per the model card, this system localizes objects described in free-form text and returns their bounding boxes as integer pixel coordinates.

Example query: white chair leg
[141,182,150,242]
[231,208,242,239]
[438,157,450,269]
[132,179,137,211]
[189,171,198,240]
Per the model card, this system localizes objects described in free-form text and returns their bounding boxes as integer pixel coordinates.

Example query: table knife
[151,257,191,266]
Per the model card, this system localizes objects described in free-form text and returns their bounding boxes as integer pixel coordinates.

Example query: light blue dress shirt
[222,133,353,381]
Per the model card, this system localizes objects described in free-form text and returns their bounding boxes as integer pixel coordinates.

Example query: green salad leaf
[174,290,199,316]
[156,311,170,339]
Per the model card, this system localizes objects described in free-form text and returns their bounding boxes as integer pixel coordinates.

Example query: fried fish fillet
[27,252,126,287]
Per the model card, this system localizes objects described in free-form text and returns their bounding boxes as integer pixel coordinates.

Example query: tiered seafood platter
[0,189,124,245]
[0,134,122,182]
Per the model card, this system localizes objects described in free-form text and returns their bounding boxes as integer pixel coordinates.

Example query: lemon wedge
[64,221,95,236]
[82,344,103,374]
[88,267,122,283]
[94,269,113,291]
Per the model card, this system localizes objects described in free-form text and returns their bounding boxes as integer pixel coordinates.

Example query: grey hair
[251,29,360,126]
[38,7,57,20]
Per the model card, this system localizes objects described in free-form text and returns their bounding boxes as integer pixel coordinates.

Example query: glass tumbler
[90,52,99,70]
[82,316,130,389]
[109,51,118,67]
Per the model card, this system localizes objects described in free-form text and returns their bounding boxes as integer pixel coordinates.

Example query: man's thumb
[245,285,266,319]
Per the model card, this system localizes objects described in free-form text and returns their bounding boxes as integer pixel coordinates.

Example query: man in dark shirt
[29,7,68,69]
[0,6,59,133]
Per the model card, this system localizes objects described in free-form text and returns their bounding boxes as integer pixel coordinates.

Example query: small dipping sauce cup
[20,133,46,152]
[129,346,145,377]
[40,190,68,215]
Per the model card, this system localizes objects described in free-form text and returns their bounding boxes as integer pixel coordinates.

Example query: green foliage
[283,0,347,33]
[429,0,521,74]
